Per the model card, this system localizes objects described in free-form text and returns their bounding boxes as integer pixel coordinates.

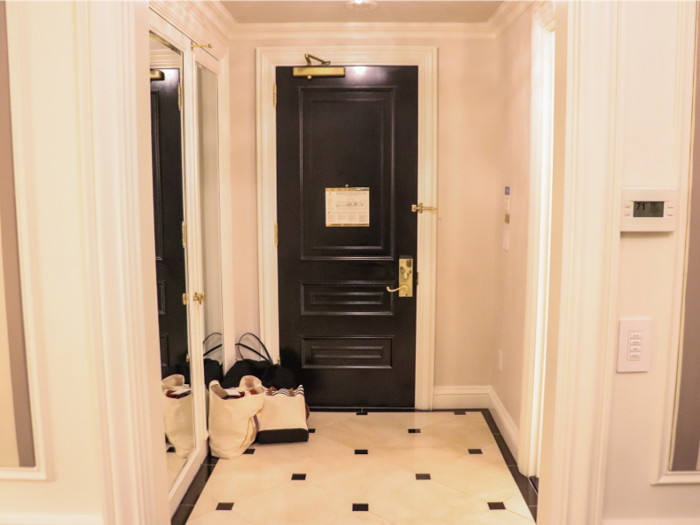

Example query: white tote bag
[162,374,195,458]
[256,386,309,444]
[208,377,265,459]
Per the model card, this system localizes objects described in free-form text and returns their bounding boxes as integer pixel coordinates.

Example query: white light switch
[617,319,652,373]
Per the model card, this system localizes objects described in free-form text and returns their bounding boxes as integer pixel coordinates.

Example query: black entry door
[150,69,188,370]
[276,66,418,408]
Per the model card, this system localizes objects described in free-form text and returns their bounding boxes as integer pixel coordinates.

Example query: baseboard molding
[432,386,491,410]
[0,515,102,525]
[487,386,520,462]
[432,385,520,462]
[603,517,700,525]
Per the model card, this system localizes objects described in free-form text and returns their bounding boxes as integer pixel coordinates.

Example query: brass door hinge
[275,222,278,247]
[273,83,277,108]
[182,221,186,248]
[182,293,187,305]
[178,82,182,111]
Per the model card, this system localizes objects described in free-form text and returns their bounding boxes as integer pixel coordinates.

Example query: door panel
[276,66,418,408]
[150,68,188,369]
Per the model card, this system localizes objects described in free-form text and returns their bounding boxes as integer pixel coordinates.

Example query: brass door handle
[412,203,437,214]
[386,284,409,293]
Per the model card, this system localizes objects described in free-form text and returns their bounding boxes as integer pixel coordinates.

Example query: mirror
[149,33,195,487]
[0,0,35,469]
[197,62,224,369]
[672,32,700,471]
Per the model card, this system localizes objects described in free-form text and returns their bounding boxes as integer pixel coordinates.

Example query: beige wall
[492,6,534,429]
[602,2,700,520]
[228,36,503,387]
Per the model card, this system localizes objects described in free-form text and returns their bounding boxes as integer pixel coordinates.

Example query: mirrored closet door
[149,10,225,514]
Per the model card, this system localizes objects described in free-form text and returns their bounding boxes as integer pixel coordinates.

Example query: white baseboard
[487,386,520,462]
[603,517,700,525]
[0,515,102,525]
[432,386,491,410]
[432,385,520,463]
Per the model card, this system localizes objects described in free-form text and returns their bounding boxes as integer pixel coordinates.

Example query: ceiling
[221,1,505,24]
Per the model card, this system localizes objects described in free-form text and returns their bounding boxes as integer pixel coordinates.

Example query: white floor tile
[233,480,348,525]
[185,411,537,525]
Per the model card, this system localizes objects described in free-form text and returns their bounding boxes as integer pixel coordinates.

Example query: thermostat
[620,188,678,232]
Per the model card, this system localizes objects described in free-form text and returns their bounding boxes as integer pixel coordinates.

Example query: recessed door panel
[300,89,395,260]
[301,282,394,316]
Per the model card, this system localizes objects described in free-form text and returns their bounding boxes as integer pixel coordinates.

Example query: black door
[150,69,188,369]
[276,66,418,408]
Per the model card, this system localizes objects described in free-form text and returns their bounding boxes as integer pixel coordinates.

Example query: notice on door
[325,187,370,227]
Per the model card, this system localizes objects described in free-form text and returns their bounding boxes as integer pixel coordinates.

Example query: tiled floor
[179,410,536,525]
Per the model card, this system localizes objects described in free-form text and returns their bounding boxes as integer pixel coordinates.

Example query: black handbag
[161,332,224,389]
[221,333,296,390]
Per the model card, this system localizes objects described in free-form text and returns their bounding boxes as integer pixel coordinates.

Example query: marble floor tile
[363,411,458,429]
[307,455,415,503]
[504,493,535,520]
[469,510,536,525]
[306,411,356,429]
[315,416,409,449]
[323,509,393,524]
[233,479,348,525]
[369,480,489,525]
[185,411,535,525]
[430,461,521,502]
[201,461,290,503]
[186,510,256,525]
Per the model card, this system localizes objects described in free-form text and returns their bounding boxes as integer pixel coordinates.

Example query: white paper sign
[325,187,370,227]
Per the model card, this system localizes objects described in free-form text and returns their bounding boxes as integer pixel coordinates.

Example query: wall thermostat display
[621,188,678,232]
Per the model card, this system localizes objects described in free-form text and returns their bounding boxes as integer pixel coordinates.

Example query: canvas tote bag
[256,386,309,444]
[209,376,265,459]
[162,374,195,458]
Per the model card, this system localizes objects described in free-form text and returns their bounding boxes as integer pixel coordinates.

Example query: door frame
[519,2,556,478]
[256,46,438,409]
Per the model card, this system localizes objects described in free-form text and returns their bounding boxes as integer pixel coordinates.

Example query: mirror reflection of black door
[150,69,188,370]
[276,66,418,408]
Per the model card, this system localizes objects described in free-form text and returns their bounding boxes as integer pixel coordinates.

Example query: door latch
[412,203,437,214]
[386,258,413,297]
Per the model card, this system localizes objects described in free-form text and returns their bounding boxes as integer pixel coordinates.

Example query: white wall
[0,2,105,520]
[492,5,534,430]
[602,2,700,521]
[229,35,503,387]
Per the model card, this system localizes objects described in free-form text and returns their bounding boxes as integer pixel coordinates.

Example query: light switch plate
[617,319,652,373]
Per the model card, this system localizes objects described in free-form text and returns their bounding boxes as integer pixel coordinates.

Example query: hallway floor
[181,411,536,525]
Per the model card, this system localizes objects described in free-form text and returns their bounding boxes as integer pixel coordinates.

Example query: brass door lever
[412,203,437,213]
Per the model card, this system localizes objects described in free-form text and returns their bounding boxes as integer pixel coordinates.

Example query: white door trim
[519,1,555,479]
[255,46,439,409]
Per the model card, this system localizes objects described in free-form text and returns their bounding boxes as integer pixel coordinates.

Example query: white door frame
[519,1,556,479]
[255,46,439,409]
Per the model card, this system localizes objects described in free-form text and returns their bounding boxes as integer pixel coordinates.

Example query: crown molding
[149,1,232,59]
[225,1,533,40]
[230,21,495,40]
[489,0,533,36]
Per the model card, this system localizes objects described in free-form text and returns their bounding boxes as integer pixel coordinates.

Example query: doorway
[275,65,418,408]
[256,47,439,410]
